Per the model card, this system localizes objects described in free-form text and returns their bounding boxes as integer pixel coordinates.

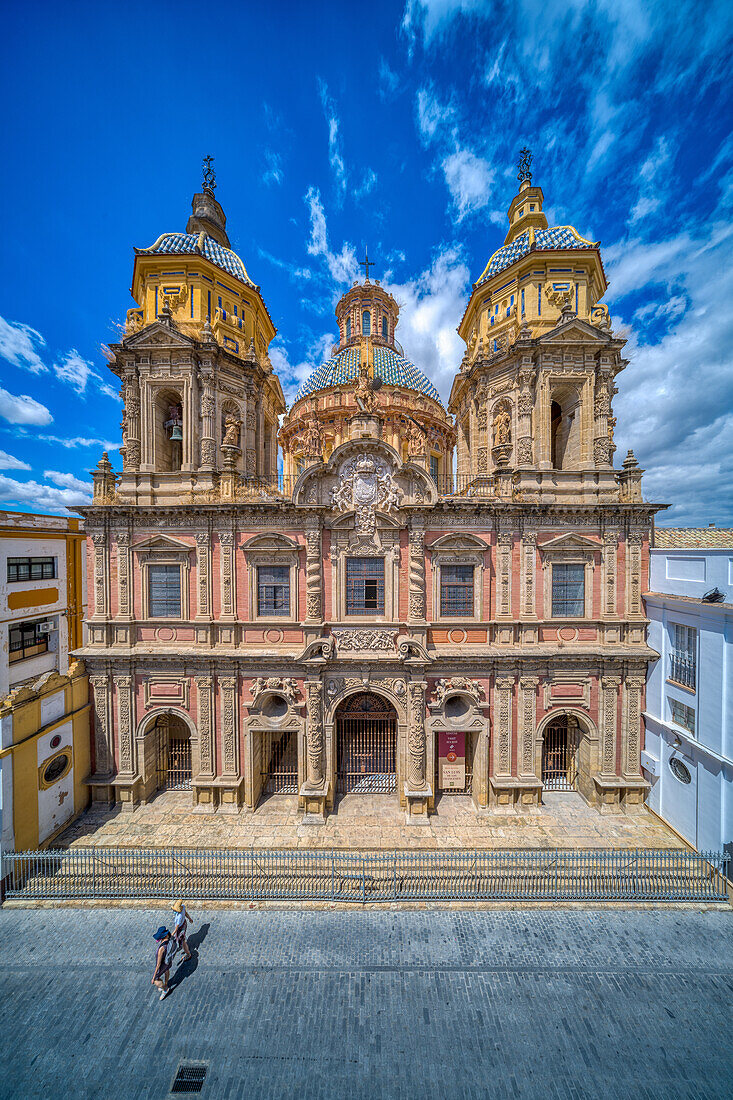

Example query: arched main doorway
[335,692,397,794]
[153,714,192,791]
[542,713,580,791]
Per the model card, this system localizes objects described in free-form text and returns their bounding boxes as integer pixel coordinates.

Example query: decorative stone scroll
[494,676,514,777]
[408,681,427,789]
[195,676,214,777]
[433,677,483,708]
[305,519,322,621]
[600,675,621,776]
[250,677,299,706]
[518,677,538,777]
[89,674,112,775]
[624,676,645,776]
[305,681,324,786]
[219,676,238,777]
[332,629,397,653]
[408,523,426,621]
[114,675,134,776]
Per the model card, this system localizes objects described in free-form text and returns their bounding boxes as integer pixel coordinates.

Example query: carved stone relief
[306,681,324,785]
[432,677,483,707]
[519,676,538,777]
[219,676,238,776]
[494,676,514,777]
[408,681,427,789]
[195,676,214,777]
[114,675,134,775]
[90,674,112,775]
[332,629,397,653]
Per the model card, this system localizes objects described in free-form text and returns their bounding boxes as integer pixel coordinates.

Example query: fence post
[361,854,365,904]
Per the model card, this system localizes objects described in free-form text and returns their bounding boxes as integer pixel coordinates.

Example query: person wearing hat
[152,927,172,1000]
[172,900,194,961]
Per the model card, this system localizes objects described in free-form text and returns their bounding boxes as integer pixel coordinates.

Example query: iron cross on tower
[202,154,216,192]
[360,248,375,280]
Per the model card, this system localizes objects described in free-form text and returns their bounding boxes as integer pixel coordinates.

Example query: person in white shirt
[171,899,194,961]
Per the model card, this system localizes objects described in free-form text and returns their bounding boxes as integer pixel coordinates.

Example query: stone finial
[623,449,639,469]
[202,318,214,341]
[91,452,116,502]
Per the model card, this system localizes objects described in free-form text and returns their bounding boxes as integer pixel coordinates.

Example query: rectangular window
[257,565,290,616]
[207,290,211,320]
[441,564,474,616]
[148,564,181,618]
[154,286,158,317]
[521,287,525,316]
[7,556,56,582]
[430,455,439,483]
[669,624,697,690]
[538,284,542,316]
[551,563,585,617]
[190,286,194,318]
[8,619,49,664]
[669,697,696,736]
[346,557,384,615]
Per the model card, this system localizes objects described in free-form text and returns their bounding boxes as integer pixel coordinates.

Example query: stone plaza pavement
[0,908,731,1099]
[56,790,683,851]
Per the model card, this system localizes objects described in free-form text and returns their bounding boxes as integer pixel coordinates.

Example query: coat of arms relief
[330,455,402,535]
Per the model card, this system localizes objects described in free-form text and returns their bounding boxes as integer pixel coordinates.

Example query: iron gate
[157,731,192,791]
[542,721,578,791]
[261,730,298,794]
[336,693,397,794]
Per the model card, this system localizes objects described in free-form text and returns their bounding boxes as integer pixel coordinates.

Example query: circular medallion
[43,752,71,786]
[449,628,467,644]
[669,757,692,784]
[558,627,578,642]
[155,626,176,643]
[50,734,62,750]
[265,628,284,644]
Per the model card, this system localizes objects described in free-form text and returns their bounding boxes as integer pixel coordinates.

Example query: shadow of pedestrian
[168,923,209,992]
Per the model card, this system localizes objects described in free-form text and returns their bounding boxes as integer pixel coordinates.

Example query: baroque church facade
[81,159,658,822]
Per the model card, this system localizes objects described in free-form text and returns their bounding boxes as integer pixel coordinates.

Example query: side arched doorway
[335,692,397,794]
[541,713,580,791]
[153,713,192,791]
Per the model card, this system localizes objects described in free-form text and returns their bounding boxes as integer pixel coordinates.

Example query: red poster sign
[438,731,466,790]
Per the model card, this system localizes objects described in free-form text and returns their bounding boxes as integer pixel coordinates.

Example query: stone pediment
[538,316,612,345]
[427,532,488,552]
[538,532,600,552]
[241,532,299,551]
[132,534,192,552]
[123,320,195,351]
[293,440,436,517]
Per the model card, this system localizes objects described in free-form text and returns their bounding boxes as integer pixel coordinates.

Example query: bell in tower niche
[165,404,183,442]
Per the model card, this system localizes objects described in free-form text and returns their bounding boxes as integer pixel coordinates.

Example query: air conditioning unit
[38,622,53,634]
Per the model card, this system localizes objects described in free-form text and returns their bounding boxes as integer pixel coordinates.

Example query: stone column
[626,531,644,617]
[496,529,513,620]
[122,373,141,471]
[602,528,619,618]
[305,681,324,787]
[245,405,256,477]
[520,530,537,618]
[199,376,217,471]
[518,676,539,779]
[623,675,645,777]
[256,399,264,476]
[304,519,322,622]
[89,673,113,790]
[115,529,131,620]
[91,532,109,619]
[516,368,534,466]
[593,375,612,467]
[195,531,212,619]
[114,675,135,779]
[493,677,514,782]
[219,531,235,621]
[195,676,215,779]
[219,675,239,779]
[407,681,427,789]
[600,675,621,777]
[408,522,426,622]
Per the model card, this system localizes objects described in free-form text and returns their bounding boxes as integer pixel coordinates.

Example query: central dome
[295,342,442,405]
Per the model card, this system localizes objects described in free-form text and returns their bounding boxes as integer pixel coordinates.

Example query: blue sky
[1,0,731,523]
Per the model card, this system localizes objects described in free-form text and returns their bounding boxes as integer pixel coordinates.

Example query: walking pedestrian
[172,900,194,961]
[152,927,172,1000]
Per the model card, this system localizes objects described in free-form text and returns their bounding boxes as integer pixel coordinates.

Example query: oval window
[50,734,62,750]
[262,694,288,719]
[43,753,70,785]
[445,695,470,719]
[669,757,692,785]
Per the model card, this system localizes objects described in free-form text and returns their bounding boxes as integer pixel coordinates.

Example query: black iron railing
[669,653,696,690]
[3,847,729,903]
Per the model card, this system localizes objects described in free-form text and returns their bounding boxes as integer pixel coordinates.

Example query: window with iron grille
[669,697,696,736]
[258,565,290,615]
[9,619,49,664]
[148,564,181,618]
[551,563,585,617]
[441,564,474,616]
[669,623,696,690]
[430,455,439,483]
[7,556,56,582]
[346,557,384,615]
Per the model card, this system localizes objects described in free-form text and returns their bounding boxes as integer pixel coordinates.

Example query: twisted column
[305,520,322,621]
[306,681,324,786]
[408,522,426,621]
[408,681,427,789]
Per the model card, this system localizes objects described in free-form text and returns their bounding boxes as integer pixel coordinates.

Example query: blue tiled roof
[295,343,442,405]
[137,232,255,287]
[477,226,593,285]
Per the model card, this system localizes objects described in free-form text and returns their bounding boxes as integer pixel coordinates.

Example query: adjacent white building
[643,528,733,855]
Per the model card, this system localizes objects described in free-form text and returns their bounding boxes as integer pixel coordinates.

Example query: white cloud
[354,168,378,200]
[0,387,53,426]
[319,80,347,200]
[269,331,336,408]
[378,58,400,99]
[416,86,456,146]
[442,148,494,220]
[54,349,96,393]
[402,0,486,54]
[263,148,283,186]
[38,434,120,451]
[0,316,48,374]
[0,474,91,515]
[43,469,93,494]
[258,248,312,281]
[0,449,31,471]
[305,187,359,285]
[629,136,674,223]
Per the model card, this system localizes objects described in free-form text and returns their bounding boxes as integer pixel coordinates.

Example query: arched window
[346,316,351,339]
[381,314,388,339]
[362,310,371,336]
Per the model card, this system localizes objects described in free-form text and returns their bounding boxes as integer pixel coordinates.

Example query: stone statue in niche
[493,407,512,446]
[407,419,426,456]
[302,416,322,456]
[222,415,241,448]
[355,362,377,412]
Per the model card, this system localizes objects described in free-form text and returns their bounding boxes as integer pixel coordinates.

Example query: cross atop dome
[360,248,375,282]
[202,154,216,193]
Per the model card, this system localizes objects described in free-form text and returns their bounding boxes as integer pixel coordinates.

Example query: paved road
[0,908,731,1099]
